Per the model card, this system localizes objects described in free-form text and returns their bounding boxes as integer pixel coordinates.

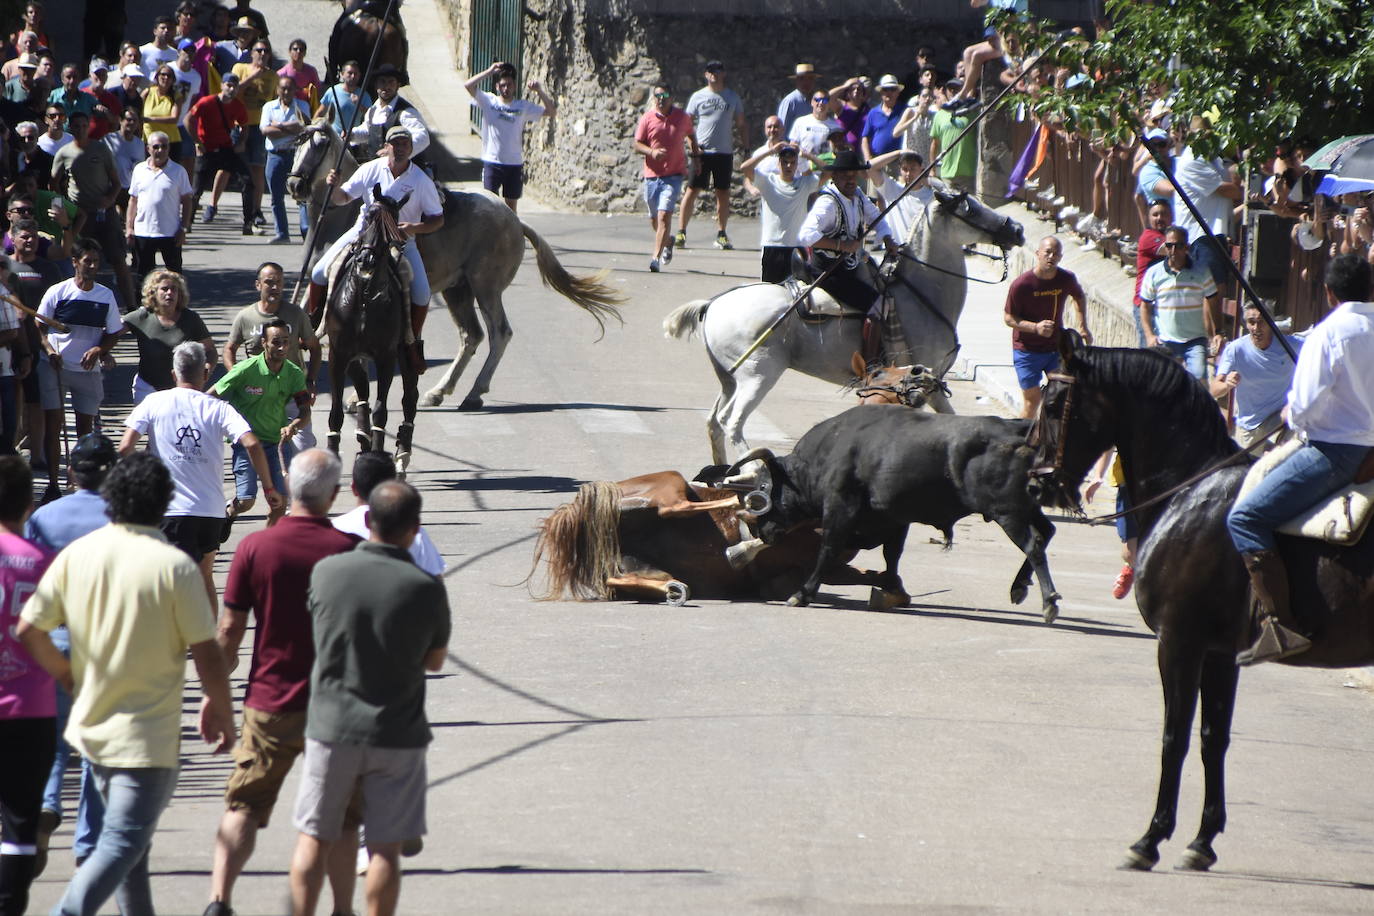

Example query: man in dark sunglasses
[1139,224,1223,380]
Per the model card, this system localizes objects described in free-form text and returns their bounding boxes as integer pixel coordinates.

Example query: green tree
[1003,0,1374,161]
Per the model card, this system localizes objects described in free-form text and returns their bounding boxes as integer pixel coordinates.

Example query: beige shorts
[292,738,427,845]
[225,708,360,829]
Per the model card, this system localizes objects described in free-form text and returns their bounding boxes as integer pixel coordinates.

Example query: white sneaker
[1079,237,1098,252]
[1076,213,1097,236]
[661,244,673,264]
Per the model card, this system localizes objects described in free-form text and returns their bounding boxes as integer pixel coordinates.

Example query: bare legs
[289,831,386,916]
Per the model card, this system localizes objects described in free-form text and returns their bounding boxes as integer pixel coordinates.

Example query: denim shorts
[1013,348,1060,390]
[643,174,684,214]
[231,440,285,501]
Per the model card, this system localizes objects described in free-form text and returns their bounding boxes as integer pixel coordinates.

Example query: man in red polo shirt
[184,72,253,230]
[202,448,360,916]
[632,81,698,273]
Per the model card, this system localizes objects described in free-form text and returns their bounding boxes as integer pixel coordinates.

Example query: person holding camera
[184,72,254,233]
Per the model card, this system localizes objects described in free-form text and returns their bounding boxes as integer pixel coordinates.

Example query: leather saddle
[782,250,866,320]
[1238,438,1374,545]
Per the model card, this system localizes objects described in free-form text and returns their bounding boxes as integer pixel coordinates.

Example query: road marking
[577,408,653,435]
[744,412,790,442]
[429,412,518,437]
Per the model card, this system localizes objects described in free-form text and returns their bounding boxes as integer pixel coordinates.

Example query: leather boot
[1236,549,1311,666]
[306,281,327,317]
[860,318,884,367]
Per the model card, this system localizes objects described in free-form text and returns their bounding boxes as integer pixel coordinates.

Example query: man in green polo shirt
[213,319,308,529]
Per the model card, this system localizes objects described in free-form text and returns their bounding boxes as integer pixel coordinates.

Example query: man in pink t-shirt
[632,82,698,273]
[0,456,55,915]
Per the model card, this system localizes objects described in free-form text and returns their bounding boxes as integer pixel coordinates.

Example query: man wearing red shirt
[632,82,698,273]
[183,72,253,231]
[1134,198,1172,346]
[1003,236,1092,417]
[79,59,119,139]
[202,448,360,916]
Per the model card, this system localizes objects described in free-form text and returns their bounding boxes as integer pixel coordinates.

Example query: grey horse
[663,188,1025,464]
[287,115,623,410]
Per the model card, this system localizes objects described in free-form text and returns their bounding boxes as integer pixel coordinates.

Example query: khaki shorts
[225,708,360,829]
[293,738,427,845]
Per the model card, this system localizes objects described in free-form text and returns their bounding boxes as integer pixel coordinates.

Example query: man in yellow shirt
[17,453,235,916]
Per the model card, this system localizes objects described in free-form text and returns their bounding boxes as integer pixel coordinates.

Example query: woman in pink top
[278,38,320,105]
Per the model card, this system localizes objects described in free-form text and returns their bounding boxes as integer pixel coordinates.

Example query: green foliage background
[1004,0,1374,162]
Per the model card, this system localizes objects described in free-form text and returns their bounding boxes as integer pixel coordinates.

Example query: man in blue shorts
[464,60,555,213]
[633,83,698,272]
[1003,236,1091,418]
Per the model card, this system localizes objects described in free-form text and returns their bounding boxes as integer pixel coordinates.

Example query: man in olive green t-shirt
[213,320,308,527]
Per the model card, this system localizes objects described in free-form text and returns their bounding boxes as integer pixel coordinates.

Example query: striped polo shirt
[1139,260,1218,343]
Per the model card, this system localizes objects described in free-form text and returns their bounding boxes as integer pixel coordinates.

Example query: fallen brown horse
[850,352,947,407]
[530,470,887,605]
[326,0,408,85]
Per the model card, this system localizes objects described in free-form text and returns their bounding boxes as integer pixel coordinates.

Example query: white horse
[664,187,1025,464]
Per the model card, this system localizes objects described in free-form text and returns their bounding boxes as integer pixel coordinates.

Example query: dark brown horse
[1028,330,1374,872]
[325,185,419,469]
[325,0,408,85]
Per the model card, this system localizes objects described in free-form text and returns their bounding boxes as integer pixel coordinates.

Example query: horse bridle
[856,372,951,407]
[1028,370,1076,481]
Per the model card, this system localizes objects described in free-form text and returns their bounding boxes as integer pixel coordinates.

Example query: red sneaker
[1112,564,1135,600]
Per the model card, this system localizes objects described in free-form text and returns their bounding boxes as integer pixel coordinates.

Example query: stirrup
[1236,615,1312,666]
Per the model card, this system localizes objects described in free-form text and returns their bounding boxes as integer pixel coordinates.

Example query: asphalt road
[23,0,1374,913]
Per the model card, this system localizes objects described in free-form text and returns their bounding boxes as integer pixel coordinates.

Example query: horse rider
[308,125,445,369]
[348,62,431,169]
[1226,253,1374,665]
[797,148,899,364]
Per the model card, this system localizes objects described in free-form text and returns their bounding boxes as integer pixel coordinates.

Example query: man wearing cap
[110,65,146,120]
[140,15,179,78]
[776,63,819,136]
[1136,127,1174,206]
[80,59,120,139]
[741,140,821,283]
[348,63,430,162]
[311,126,444,364]
[185,73,253,231]
[215,16,258,76]
[677,60,747,252]
[798,149,899,362]
[464,59,555,213]
[3,54,40,106]
[633,81,697,273]
[862,75,906,164]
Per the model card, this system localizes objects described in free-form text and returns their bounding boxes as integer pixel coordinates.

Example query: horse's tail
[663,300,710,340]
[520,222,625,339]
[529,481,623,601]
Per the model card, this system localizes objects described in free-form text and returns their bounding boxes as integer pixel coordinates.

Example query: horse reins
[895,244,1010,285]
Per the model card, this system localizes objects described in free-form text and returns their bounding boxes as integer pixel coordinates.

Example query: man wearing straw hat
[776,62,819,135]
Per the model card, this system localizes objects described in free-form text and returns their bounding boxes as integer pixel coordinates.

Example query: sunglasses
[1163,242,1182,249]
[653,92,670,99]
[812,96,828,102]
[253,47,269,53]
[45,112,63,119]
[149,143,167,149]
[8,207,33,214]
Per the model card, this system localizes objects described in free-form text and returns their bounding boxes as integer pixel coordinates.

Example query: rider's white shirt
[342,158,444,230]
[798,186,893,249]
[349,98,431,156]
[1287,300,1374,447]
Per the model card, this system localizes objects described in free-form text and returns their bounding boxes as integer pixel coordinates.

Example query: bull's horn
[725,537,769,570]
[723,447,776,477]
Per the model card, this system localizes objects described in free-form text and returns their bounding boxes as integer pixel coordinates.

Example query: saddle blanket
[1237,438,1374,545]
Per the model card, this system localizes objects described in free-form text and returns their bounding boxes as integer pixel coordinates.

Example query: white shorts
[37,360,104,415]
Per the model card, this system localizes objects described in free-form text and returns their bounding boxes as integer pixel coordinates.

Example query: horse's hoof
[420,390,444,408]
[458,395,484,411]
[785,592,810,608]
[1042,602,1059,624]
[868,587,910,610]
[1009,583,1029,605]
[1174,847,1216,872]
[1118,849,1158,872]
[346,395,360,410]
[664,580,690,606]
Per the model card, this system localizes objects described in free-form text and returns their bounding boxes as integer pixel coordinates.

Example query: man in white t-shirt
[120,341,281,607]
[140,15,180,79]
[463,60,555,212]
[126,130,193,285]
[332,449,445,576]
[310,126,445,364]
[36,238,125,501]
[741,141,822,283]
[787,88,841,160]
[867,149,933,245]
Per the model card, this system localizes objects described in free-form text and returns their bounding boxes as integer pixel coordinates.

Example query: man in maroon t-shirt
[184,71,253,229]
[1134,199,1172,346]
[1003,235,1091,417]
[204,448,360,916]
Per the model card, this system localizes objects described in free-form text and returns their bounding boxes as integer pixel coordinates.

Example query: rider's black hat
[823,149,871,172]
[368,62,409,88]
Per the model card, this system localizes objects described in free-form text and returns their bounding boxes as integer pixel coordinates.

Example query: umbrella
[1306,134,1374,196]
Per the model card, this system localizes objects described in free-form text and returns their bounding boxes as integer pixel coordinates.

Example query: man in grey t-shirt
[676,60,747,251]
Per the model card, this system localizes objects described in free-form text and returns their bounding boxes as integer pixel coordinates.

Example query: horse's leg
[351,361,372,452]
[1176,651,1239,872]
[719,351,787,463]
[869,526,912,610]
[396,340,420,478]
[346,360,368,417]
[993,510,1060,623]
[371,353,393,453]
[327,353,347,455]
[421,282,478,407]
[457,278,513,410]
[1122,639,1204,871]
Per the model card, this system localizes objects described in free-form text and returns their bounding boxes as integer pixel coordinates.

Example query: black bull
[720,405,1062,617]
